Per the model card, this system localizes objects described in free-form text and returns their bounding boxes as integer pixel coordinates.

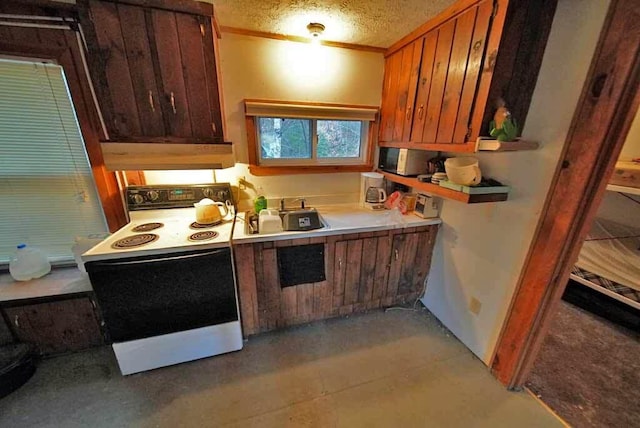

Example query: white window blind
[0,59,108,265]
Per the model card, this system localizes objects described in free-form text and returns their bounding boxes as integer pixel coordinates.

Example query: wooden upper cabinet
[380,0,558,152]
[78,0,224,144]
[380,39,423,143]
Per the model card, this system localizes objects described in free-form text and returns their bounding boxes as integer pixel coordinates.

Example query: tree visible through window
[258,117,366,163]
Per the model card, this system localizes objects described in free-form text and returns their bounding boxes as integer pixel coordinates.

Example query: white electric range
[82,183,243,375]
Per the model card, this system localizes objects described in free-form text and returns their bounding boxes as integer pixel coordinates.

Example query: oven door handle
[89,249,228,268]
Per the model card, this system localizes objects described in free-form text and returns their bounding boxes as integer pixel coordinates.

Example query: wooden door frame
[490,0,640,389]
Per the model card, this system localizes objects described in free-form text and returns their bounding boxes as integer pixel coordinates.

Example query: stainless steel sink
[243,209,327,235]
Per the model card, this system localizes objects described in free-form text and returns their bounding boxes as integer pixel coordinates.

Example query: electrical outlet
[469,297,482,315]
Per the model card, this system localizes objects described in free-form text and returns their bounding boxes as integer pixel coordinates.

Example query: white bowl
[445,157,482,186]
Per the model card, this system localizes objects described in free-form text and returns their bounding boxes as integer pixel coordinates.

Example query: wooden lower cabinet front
[234,225,438,336]
[2,296,104,356]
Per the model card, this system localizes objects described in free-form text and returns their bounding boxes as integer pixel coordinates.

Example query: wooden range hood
[100,142,236,171]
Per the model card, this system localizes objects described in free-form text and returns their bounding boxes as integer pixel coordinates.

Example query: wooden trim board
[490,0,640,388]
[220,26,386,54]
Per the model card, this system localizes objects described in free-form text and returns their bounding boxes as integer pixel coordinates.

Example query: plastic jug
[9,244,51,281]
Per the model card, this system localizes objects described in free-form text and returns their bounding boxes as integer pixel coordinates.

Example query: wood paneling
[379,0,556,152]
[4,298,103,355]
[79,0,226,144]
[453,0,493,143]
[219,26,387,54]
[436,7,477,143]
[118,3,165,136]
[422,19,455,143]
[234,227,439,337]
[88,0,142,137]
[411,32,438,142]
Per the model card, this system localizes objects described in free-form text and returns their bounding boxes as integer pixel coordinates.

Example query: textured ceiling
[212,0,457,48]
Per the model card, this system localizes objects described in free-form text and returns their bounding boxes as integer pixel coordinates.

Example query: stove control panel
[126,183,234,211]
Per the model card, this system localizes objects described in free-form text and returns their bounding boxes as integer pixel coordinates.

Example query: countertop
[232,204,441,244]
[0,267,93,303]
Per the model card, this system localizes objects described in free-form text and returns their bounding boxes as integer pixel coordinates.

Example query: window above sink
[244,99,378,175]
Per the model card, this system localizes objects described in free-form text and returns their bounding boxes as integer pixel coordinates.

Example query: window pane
[259,118,312,159]
[317,120,362,158]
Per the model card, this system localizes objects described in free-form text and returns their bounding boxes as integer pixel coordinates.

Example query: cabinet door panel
[235,244,259,336]
[436,7,477,143]
[387,233,407,297]
[344,240,363,304]
[412,229,438,290]
[176,13,213,139]
[392,40,423,141]
[151,9,192,137]
[118,4,165,137]
[453,0,493,143]
[411,32,438,142]
[380,51,403,142]
[333,241,348,307]
[372,235,391,300]
[422,19,455,143]
[358,237,378,303]
[89,0,141,137]
[5,298,103,355]
[398,232,421,295]
[261,247,280,330]
[202,19,225,141]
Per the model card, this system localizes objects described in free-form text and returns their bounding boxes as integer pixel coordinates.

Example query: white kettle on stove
[194,198,228,225]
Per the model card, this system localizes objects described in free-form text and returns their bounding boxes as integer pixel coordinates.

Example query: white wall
[422,0,611,364]
[620,109,640,160]
[145,34,385,207]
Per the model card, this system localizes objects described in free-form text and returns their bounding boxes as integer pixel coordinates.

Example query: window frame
[245,99,378,176]
[257,118,370,166]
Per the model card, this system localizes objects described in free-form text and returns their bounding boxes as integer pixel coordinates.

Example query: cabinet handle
[339,259,342,269]
[148,90,155,112]
[170,92,177,114]
[14,315,19,328]
[212,122,217,134]
[418,104,424,120]
[394,249,399,261]
[406,106,412,121]
[200,23,206,37]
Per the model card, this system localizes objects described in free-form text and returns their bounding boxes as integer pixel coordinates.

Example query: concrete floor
[0,309,562,427]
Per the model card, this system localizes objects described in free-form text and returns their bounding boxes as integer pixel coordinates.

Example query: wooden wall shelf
[476,138,540,152]
[378,170,509,204]
[378,139,539,153]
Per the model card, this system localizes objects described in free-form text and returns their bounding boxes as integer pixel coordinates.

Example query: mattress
[572,218,640,308]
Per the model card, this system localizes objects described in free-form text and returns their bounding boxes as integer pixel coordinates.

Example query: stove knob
[131,194,144,204]
[216,190,227,200]
[203,188,214,198]
[147,190,159,201]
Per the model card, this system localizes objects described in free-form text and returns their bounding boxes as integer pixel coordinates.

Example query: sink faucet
[280,198,306,210]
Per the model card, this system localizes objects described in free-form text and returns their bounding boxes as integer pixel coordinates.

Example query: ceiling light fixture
[307,22,325,44]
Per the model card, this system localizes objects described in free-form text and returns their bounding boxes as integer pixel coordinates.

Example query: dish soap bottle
[254,187,267,214]
[9,244,51,281]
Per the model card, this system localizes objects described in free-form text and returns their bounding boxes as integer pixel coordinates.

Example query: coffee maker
[360,172,387,210]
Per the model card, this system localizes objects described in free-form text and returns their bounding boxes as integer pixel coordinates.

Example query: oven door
[85,248,237,343]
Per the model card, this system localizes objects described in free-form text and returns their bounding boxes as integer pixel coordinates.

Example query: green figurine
[489,98,519,142]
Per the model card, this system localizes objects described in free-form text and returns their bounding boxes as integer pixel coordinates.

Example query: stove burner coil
[188,231,219,241]
[111,233,159,249]
[132,222,164,232]
[190,221,221,229]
